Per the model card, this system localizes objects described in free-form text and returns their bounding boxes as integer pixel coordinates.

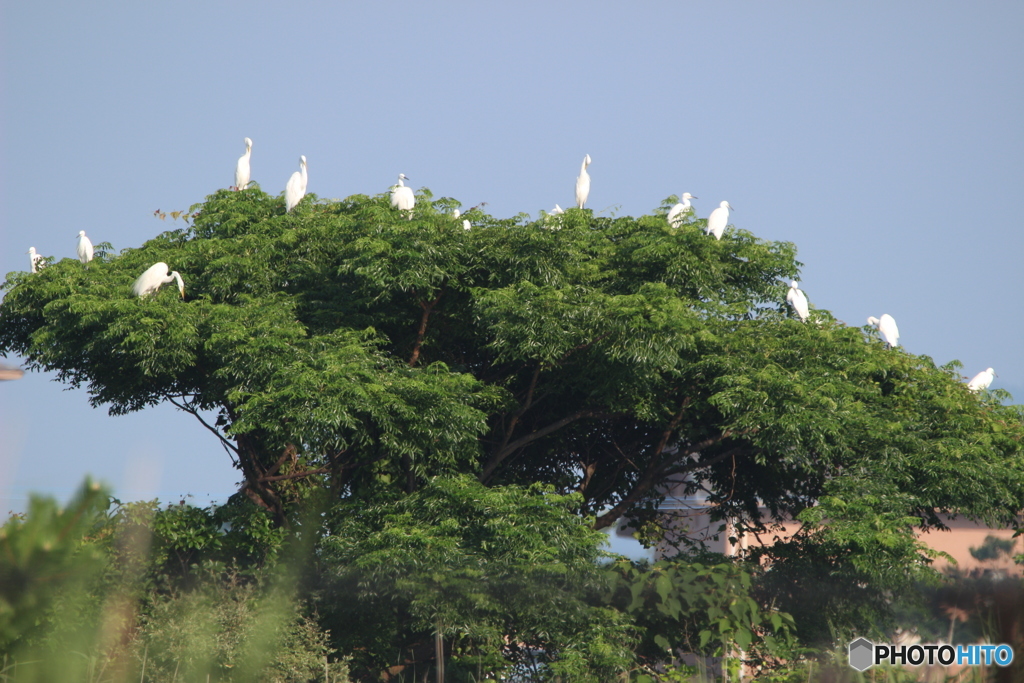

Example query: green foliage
[606,558,795,673]
[323,476,636,680]
[3,185,1024,660]
[0,485,341,682]
[133,566,346,683]
[0,479,109,652]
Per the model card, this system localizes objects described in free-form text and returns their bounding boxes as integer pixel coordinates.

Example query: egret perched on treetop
[27,247,44,273]
[285,155,307,212]
[76,231,94,264]
[452,209,471,231]
[132,262,185,299]
[391,174,415,216]
[667,193,697,227]
[235,137,252,191]
[545,204,565,229]
[575,154,591,209]
[867,314,899,348]
[786,281,809,322]
[706,201,732,240]
[967,368,996,392]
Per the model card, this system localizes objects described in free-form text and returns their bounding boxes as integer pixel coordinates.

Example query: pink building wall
[620,489,1020,575]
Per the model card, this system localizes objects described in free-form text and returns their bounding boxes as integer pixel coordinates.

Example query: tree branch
[402,454,416,493]
[592,399,696,530]
[577,460,597,494]
[496,364,542,457]
[408,289,444,368]
[480,409,606,484]
[164,394,238,455]
[259,467,331,483]
[265,444,296,478]
[592,439,742,531]
[234,433,286,526]
[556,332,611,365]
[662,446,741,478]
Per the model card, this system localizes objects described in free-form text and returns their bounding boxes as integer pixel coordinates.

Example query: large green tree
[3,187,1023,646]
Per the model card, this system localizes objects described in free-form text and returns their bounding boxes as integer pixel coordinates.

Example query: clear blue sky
[2,2,1022,515]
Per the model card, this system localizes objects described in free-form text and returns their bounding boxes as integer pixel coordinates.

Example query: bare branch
[265,444,297,478]
[408,289,444,368]
[480,409,607,484]
[234,433,286,525]
[577,460,597,494]
[663,447,741,477]
[164,394,238,454]
[496,364,542,456]
[592,399,698,530]
[593,442,743,531]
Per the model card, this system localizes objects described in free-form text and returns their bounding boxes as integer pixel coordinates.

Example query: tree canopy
[3,185,1024,655]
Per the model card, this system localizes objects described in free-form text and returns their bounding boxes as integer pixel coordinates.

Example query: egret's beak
[179,286,185,299]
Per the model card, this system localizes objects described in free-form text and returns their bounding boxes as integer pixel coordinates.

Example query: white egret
[706,201,732,240]
[132,262,185,299]
[27,247,44,273]
[452,209,471,231]
[76,230,94,264]
[544,204,565,230]
[235,137,252,190]
[667,193,697,227]
[391,174,415,216]
[285,155,308,212]
[967,368,996,392]
[786,281,809,322]
[866,314,899,348]
[575,154,591,209]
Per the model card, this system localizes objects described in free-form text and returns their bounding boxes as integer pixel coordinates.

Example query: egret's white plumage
[866,314,899,348]
[132,262,185,299]
[706,201,732,240]
[391,174,415,216]
[235,137,252,190]
[76,231,94,264]
[285,155,307,212]
[967,368,996,392]
[452,209,471,231]
[667,193,697,227]
[544,204,565,230]
[575,154,591,209]
[786,281,809,322]
[27,247,44,273]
